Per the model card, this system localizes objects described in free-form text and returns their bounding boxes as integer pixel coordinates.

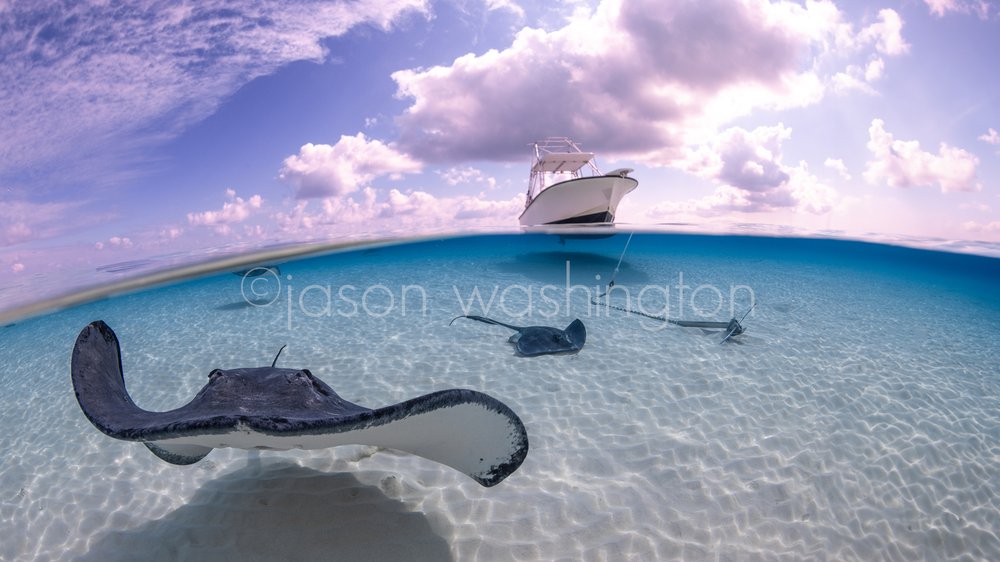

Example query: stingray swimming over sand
[669,304,756,344]
[71,321,528,487]
[450,315,587,357]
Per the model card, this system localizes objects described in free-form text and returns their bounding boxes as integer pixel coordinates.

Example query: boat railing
[524,138,601,206]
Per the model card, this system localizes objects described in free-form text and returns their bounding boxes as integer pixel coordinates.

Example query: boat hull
[518,175,638,226]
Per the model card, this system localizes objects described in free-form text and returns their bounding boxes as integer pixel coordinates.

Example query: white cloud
[832,56,886,95]
[187,190,263,231]
[858,9,909,56]
[273,187,521,237]
[962,220,1000,233]
[438,166,498,189]
[979,128,1000,145]
[392,0,868,163]
[924,0,993,19]
[824,158,852,180]
[662,123,837,217]
[11,262,24,273]
[864,119,981,193]
[485,0,525,19]
[831,68,876,95]
[162,227,184,240]
[279,134,422,198]
[865,57,885,81]
[0,0,428,185]
[108,236,133,248]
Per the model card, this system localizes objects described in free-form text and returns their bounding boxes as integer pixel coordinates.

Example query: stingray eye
[208,369,223,379]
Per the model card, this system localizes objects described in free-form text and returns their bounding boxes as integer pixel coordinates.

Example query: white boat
[519,137,638,226]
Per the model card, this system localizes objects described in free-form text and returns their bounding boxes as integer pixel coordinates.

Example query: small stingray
[71,321,528,487]
[669,304,756,344]
[450,315,586,357]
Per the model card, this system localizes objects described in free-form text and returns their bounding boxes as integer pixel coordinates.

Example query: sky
[1,0,999,302]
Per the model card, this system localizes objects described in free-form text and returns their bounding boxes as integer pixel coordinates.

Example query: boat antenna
[271,344,287,368]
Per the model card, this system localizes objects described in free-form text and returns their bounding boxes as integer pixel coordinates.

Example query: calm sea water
[1,233,998,560]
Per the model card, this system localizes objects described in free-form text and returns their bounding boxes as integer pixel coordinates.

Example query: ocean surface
[1,232,998,561]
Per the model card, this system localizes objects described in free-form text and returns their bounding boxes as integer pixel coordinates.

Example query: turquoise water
[1,233,998,560]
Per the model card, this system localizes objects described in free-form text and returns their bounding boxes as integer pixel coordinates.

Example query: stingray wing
[71,321,183,438]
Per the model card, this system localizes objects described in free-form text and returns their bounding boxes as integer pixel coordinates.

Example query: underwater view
[1,232,998,560]
[4,1,1000,560]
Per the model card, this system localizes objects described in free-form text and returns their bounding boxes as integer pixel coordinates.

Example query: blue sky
[1,0,999,293]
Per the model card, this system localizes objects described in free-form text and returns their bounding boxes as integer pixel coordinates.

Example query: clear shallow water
[1,233,998,560]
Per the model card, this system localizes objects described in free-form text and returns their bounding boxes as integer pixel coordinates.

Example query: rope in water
[590,232,670,321]
[589,232,753,344]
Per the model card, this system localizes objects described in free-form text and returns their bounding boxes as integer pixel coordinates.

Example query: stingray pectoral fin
[144,442,212,465]
[565,319,586,349]
[71,320,163,438]
[357,389,528,487]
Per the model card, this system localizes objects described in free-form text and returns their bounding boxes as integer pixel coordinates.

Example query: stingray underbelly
[149,400,526,484]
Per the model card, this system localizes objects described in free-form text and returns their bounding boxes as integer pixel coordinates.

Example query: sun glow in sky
[1,0,999,291]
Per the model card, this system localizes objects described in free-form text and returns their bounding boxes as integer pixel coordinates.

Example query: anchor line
[591,231,668,321]
[591,233,753,344]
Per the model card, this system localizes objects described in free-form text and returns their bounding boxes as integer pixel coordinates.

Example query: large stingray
[449,315,586,356]
[71,321,528,487]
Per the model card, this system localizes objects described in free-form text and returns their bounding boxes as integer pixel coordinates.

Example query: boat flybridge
[518,137,638,226]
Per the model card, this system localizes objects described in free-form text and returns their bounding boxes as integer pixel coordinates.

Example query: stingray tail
[668,319,732,328]
[449,315,523,331]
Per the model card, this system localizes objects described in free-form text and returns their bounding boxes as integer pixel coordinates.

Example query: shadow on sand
[213,300,274,311]
[77,461,454,562]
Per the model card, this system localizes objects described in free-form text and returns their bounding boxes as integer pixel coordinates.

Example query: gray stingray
[669,304,756,344]
[71,321,528,487]
[450,315,586,356]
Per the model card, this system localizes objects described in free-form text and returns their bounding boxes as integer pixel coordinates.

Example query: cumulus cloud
[824,158,852,180]
[858,9,909,56]
[0,0,428,185]
[392,0,874,163]
[279,134,422,198]
[11,263,24,273]
[438,166,498,190]
[659,123,837,217]
[485,0,525,19]
[864,119,981,193]
[187,189,263,233]
[980,128,1000,146]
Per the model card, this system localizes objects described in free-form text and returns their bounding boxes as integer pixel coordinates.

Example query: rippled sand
[0,235,998,561]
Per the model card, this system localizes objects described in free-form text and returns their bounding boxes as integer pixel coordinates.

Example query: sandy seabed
[1,235,998,561]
